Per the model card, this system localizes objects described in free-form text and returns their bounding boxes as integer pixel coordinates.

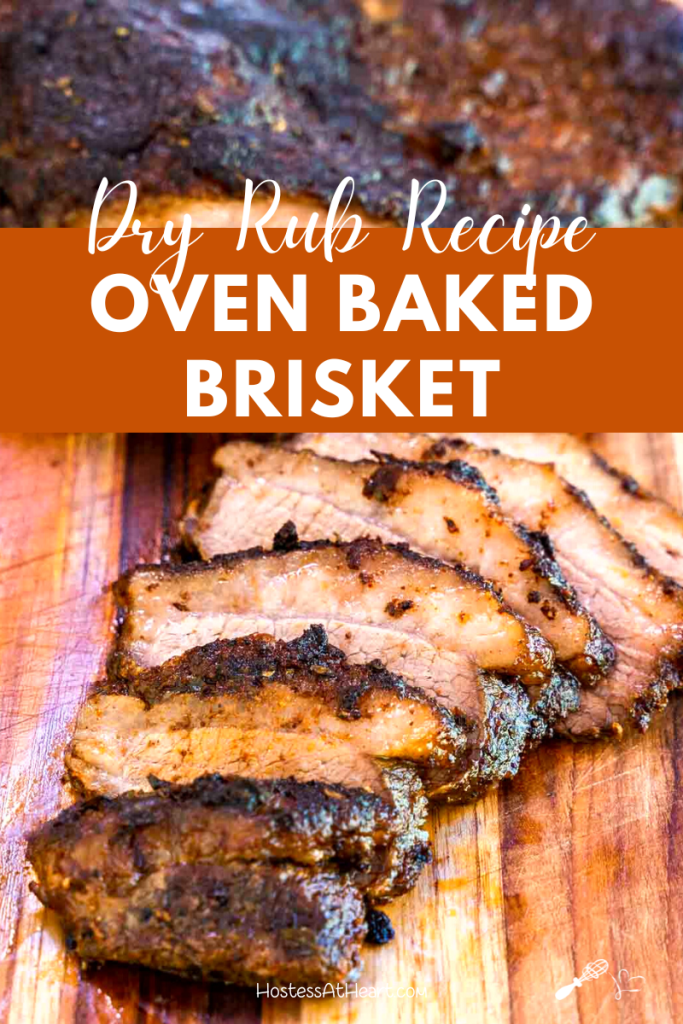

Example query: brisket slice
[28,777,371,986]
[67,625,526,809]
[97,622,537,804]
[185,440,609,686]
[110,536,560,795]
[2,0,683,227]
[421,439,683,739]
[290,434,683,738]
[70,628,465,804]
[449,433,683,591]
[112,534,556,697]
[66,629,440,898]
[33,772,425,904]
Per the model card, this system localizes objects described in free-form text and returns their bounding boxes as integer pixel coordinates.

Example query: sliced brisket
[185,440,610,686]
[28,776,373,985]
[110,538,562,796]
[421,439,683,739]
[72,629,464,802]
[450,433,683,590]
[290,434,683,738]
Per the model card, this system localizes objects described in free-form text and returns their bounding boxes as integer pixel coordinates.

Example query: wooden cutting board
[1,433,682,1024]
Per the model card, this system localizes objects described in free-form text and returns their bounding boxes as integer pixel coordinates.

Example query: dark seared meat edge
[29,772,430,902]
[110,549,579,790]
[2,0,683,226]
[28,774,433,983]
[424,437,683,737]
[30,857,367,987]
[361,451,615,685]
[101,625,471,800]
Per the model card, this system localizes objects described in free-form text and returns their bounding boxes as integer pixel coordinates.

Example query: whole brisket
[2,0,683,225]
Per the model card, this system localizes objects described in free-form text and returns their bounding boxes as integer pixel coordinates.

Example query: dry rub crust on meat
[74,628,536,807]
[421,439,683,739]
[67,703,430,901]
[96,625,469,800]
[66,628,443,897]
[28,777,372,985]
[111,533,556,694]
[289,434,683,739]
[184,441,612,686]
[32,773,426,905]
[448,433,683,591]
[2,0,683,227]
[111,529,575,751]
[109,538,572,795]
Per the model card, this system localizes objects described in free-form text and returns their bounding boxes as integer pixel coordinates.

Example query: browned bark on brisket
[184,440,611,687]
[28,776,378,985]
[2,0,682,225]
[291,434,683,739]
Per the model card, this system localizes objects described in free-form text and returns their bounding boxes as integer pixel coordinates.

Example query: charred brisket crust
[511,526,577,610]
[272,518,300,552]
[425,438,683,603]
[453,672,532,803]
[366,451,500,506]
[631,660,680,732]
[34,772,398,844]
[527,669,580,744]
[185,445,613,679]
[110,550,546,798]
[110,525,552,693]
[367,452,585,610]
[30,859,367,986]
[30,771,431,905]
[575,615,619,684]
[590,447,683,560]
[365,909,395,946]
[29,773,395,873]
[0,0,448,226]
[104,625,465,735]
[563,481,683,598]
[590,450,650,499]
[559,657,681,741]
[589,448,683,561]
[362,450,616,678]
[426,438,683,708]
[98,627,493,810]
[512,527,614,680]
[2,0,683,226]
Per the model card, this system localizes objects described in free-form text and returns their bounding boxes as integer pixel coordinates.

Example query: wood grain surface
[1,433,682,1024]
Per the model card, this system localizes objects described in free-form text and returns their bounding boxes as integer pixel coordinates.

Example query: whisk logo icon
[555,960,610,1000]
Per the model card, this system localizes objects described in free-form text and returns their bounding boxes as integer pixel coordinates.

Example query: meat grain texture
[185,440,612,685]
[291,434,683,739]
[447,433,683,588]
[111,531,578,797]
[26,430,683,992]
[70,627,465,810]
